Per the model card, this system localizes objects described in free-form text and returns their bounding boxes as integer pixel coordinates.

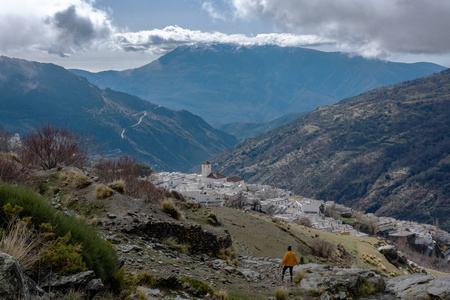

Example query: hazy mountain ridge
[70,44,445,124]
[213,112,307,141]
[0,56,237,171]
[213,68,450,231]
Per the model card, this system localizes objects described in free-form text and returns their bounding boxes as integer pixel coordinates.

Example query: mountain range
[213,112,306,141]
[70,44,445,124]
[213,68,450,231]
[0,56,237,171]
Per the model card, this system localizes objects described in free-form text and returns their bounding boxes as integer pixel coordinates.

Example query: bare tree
[19,123,93,169]
[0,126,13,153]
[296,216,313,227]
[96,155,161,202]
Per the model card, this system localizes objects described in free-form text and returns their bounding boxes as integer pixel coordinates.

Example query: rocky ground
[2,167,450,299]
[97,208,450,299]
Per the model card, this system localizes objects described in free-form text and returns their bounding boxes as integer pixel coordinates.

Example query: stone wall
[141,221,232,254]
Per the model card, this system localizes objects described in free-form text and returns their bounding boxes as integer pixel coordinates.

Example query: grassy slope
[212,207,400,275]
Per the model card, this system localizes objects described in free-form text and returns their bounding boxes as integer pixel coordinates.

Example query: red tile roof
[207,172,227,179]
[227,176,244,183]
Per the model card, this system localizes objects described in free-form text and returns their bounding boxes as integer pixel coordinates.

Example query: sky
[1,0,450,72]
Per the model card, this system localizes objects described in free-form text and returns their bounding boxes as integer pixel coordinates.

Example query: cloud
[0,0,114,57]
[228,0,450,57]
[115,25,333,54]
[202,2,226,21]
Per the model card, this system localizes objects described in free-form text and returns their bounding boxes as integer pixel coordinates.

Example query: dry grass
[215,290,227,300]
[274,286,289,300]
[108,180,125,194]
[162,237,189,254]
[212,207,398,275]
[137,287,147,300]
[95,184,113,199]
[161,198,183,220]
[0,220,39,270]
[293,269,309,284]
[211,207,309,258]
[60,169,93,188]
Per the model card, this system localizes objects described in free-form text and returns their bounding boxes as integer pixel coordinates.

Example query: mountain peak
[70,45,445,124]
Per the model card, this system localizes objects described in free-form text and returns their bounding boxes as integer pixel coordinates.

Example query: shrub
[296,216,313,227]
[206,211,220,225]
[293,270,309,284]
[137,180,162,203]
[215,290,227,300]
[40,232,88,276]
[310,239,336,258]
[136,163,152,177]
[136,272,157,288]
[95,184,113,199]
[19,123,94,170]
[61,290,84,300]
[60,169,92,188]
[180,276,214,296]
[0,154,23,183]
[96,155,138,190]
[274,286,289,300]
[162,237,189,254]
[108,180,125,194]
[356,278,377,297]
[0,126,14,153]
[161,199,182,220]
[0,183,118,281]
[0,217,39,270]
[96,156,162,202]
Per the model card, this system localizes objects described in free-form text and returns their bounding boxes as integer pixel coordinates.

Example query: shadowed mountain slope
[213,69,450,231]
[71,44,445,124]
[0,56,237,171]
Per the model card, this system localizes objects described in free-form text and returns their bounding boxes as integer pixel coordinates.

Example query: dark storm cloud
[230,0,450,56]
[0,1,114,57]
[47,5,112,56]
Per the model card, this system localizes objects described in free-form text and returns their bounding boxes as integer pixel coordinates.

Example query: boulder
[299,265,386,298]
[386,274,433,299]
[427,277,450,299]
[378,245,407,265]
[0,251,47,300]
[41,270,103,296]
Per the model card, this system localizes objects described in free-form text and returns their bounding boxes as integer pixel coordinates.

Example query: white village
[152,161,450,262]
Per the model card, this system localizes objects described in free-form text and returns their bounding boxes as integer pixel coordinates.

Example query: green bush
[0,183,118,281]
[180,276,214,296]
[40,232,87,275]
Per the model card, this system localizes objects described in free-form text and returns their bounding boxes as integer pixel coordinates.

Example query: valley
[214,68,450,232]
[70,44,445,124]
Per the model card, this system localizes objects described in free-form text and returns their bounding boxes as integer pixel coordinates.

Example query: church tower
[201,161,212,178]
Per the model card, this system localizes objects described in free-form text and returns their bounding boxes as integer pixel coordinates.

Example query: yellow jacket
[281,251,299,267]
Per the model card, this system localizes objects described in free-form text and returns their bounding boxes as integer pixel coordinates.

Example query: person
[280,246,299,282]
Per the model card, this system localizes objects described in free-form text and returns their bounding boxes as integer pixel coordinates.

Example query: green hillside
[0,56,237,171]
[214,69,450,231]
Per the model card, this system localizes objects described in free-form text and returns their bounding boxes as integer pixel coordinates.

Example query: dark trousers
[282,266,293,280]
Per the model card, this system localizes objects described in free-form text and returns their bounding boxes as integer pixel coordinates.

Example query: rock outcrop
[0,251,47,300]
[41,270,104,297]
[298,263,386,298]
[378,245,427,274]
[386,274,450,299]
